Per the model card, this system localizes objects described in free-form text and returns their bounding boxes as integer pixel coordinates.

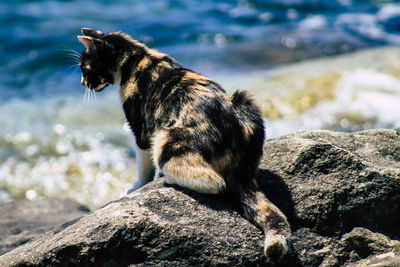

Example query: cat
[78,28,291,261]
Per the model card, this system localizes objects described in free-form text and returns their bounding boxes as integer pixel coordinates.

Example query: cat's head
[77,28,118,91]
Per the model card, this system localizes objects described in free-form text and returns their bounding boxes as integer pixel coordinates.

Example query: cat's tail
[231,90,263,127]
[230,181,291,261]
[230,90,291,260]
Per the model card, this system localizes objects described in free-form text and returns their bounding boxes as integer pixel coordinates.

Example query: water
[1,0,400,208]
[3,0,400,99]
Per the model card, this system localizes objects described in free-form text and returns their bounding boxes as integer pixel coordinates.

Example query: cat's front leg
[127,137,155,194]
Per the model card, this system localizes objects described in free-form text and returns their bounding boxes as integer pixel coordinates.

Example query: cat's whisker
[84,89,96,110]
[84,89,87,104]
[61,47,82,67]
[92,90,97,109]
[63,54,80,60]
[61,47,81,58]
[64,52,81,58]
[68,57,81,64]
[89,89,93,109]
[83,88,89,105]
[67,63,80,71]
[89,89,93,107]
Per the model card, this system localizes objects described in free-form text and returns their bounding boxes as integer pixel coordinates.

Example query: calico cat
[78,28,291,261]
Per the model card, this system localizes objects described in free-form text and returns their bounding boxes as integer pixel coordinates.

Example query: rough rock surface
[0,181,271,266]
[0,129,399,266]
[0,199,90,255]
[259,129,400,266]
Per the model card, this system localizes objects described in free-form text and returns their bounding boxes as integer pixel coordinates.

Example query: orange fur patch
[242,121,255,141]
[256,198,274,218]
[182,71,209,84]
[120,76,138,102]
[152,130,171,169]
[162,152,226,194]
[147,48,167,59]
[137,56,152,70]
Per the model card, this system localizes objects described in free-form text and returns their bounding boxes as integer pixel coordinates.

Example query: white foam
[336,11,400,45]
[266,68,400,138]
[378,4,400,21]
[299,15,327,30]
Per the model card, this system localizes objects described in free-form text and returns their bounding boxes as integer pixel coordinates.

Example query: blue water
[2,0,400,100]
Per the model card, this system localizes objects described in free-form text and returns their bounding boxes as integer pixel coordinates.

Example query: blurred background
[1,0,400,208]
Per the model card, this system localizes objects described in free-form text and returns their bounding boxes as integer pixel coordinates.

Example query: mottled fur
[78,28,291,261]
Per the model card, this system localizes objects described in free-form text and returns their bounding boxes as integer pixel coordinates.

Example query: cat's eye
[81,65,91,75]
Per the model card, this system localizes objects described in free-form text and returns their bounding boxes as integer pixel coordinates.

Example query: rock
[0,199,89,255]
[0,181,274,266]
[258,129,400,266]
[0,129,399,266]
[346,251,400,267]
[341,228,400,260]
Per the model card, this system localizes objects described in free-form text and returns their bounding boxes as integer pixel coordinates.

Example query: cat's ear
[81,28,104,38]
[77,36,98,51]
[78,36,115,54]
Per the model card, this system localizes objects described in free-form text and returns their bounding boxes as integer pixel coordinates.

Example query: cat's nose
[81,76,86,87]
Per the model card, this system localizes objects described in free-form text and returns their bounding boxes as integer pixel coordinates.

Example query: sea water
[1,0,400,208]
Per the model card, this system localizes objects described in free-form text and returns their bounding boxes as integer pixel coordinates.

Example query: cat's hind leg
[127,136,155,194]
[152,130,226,195]
[161,153,226,194]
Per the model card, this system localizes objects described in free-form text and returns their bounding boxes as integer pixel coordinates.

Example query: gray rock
[0,181,273,266]
[259,129,400,266]
[0,199,89,255]
[0,129,399,266]
[346,251,400,267]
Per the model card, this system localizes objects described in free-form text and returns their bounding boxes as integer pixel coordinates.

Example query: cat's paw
[264,233,290,262]
[126,187,136,194]
[126,180,145,194]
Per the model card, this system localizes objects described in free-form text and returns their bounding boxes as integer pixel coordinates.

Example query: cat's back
[150,67,264,177]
